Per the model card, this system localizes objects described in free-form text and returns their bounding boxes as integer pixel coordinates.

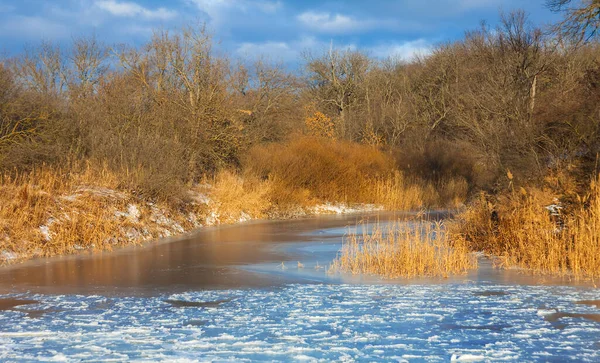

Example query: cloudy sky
[0,0,560,64]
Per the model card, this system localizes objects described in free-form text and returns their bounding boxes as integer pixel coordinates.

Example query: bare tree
[69,34,109,96]
[234,58,299,144]
[304,47,370,138]
[548,0,600,43]
[12,41,67,96]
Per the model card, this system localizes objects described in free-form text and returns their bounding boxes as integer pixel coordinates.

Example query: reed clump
[451,175,600,279]
[331,221,477,278]
[205,170,272,224]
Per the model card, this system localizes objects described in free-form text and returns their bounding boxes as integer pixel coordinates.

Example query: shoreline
[0,194,393,268]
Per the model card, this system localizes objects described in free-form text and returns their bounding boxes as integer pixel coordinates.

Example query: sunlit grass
[331,220,477,278]
[451,175,600,280]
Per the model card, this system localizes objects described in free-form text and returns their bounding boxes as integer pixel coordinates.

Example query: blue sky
[0,0,561,63]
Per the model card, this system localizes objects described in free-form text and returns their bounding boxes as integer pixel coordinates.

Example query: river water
[1,212,599,361]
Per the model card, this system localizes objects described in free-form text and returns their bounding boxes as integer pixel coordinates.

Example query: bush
[244,136,395,204]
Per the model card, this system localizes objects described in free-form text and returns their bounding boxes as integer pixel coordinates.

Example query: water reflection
[0,210,592,296]
[0,212,406,295]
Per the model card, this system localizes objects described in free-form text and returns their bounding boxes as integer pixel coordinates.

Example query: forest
[1,1,599,278]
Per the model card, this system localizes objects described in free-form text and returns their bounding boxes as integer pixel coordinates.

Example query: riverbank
[1,214,599,361]
[0,164,393,265]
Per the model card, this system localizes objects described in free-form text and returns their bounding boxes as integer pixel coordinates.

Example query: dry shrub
[208,170,272,223]
[437,177,470,207]
[264,178,314,216]
[331,220,476,278]
[245,136,428,208]
[451,175,600,279]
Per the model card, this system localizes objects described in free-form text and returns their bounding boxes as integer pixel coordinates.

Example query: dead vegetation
[0,163,205,262]
[1,6,600,273]
[245,136,430,209]
[451,174,600,280]
[331,220,476,278]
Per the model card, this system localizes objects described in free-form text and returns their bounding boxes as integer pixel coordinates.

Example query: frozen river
[1,212,599,362]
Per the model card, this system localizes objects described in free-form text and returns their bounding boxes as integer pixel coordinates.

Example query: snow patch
[205,211,220,226]
[188,190,212,205]
[127,204,140,222]
[115,204,141,223]
[1,250,18,261]
[311,203,384,215]
[39,225,52,241]
[238,212,251,223]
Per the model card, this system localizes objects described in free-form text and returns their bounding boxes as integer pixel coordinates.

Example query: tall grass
[451,175,600,279]
[245,136,395,203]
[331,221,477,278]
[0,163,206,262]
[206,170,272,223]
[244,136,455,210]
[0,163,126,258]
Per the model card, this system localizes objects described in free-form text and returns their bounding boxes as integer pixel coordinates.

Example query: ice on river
[1,283,600,362]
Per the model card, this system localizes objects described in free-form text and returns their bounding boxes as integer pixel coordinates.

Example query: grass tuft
[331,220,477,278]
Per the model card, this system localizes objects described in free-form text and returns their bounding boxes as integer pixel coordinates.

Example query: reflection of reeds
[451,175,600,280]
[331,221,477,278]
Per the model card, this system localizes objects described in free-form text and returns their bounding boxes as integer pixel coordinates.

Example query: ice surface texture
[1,283,600,362]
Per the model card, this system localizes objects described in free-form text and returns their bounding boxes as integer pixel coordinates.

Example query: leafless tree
[69,34,109,96]
[548,0,600,43]
[12,41,67,96]
[304,47,371,138]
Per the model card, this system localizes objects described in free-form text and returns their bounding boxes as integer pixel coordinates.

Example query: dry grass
[244,136,457,210]
[205,170,272,224]
[0,163,204,263]
[451,175,600,279]
[0,163,125,259]
[331,220,477,278]
[246,136,395,203]
[367,171,425,211]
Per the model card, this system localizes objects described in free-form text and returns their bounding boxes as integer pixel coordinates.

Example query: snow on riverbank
[1,283,600,361]
[0,179,384,265]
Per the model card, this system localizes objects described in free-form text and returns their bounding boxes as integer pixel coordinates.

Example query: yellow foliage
[305,111,335,138]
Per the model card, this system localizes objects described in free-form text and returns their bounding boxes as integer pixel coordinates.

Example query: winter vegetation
[331,221,477,278]
[1,1,600,279]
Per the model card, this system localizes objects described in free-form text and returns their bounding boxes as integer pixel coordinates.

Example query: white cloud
[369,39,433,60]
[95,0,177,20]
[297,11,390,34]
[189,0,281,22]
[237,41,293,60]
[0,16,69,39]
[255,0,282,14]
[236,37,357,62]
